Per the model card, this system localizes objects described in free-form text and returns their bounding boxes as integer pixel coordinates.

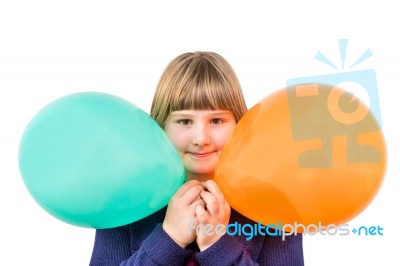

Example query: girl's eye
[211,118,223,125]
[178,119,192,125]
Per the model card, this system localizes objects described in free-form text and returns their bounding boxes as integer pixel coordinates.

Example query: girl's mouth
[188,152,214,159]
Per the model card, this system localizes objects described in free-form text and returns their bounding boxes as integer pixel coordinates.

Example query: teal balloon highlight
[19,92,185,229]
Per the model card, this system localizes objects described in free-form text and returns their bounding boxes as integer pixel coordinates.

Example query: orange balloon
[214,83,386,233]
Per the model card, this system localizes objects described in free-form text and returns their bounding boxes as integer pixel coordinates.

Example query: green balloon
[19,92,185,228]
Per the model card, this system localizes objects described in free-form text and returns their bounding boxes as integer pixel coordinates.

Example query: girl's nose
[192,125,211,146]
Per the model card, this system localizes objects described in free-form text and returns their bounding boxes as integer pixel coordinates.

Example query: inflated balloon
[214,83,386,232]
[19,92,185,229]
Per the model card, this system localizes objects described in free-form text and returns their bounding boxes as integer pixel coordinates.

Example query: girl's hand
[195,180,231,251]
[162,180,205,248]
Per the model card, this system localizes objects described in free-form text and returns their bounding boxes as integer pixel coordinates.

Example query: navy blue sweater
[90,207,304,265]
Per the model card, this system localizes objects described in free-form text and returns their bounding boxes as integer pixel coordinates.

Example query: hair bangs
[175,83,233,112]
[171,60,233,111]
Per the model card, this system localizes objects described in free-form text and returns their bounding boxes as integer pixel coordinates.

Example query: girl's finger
[202,180,225,204]
[200,190,219,216]
[175,180,201,198]
[180,185,204,205]
[195,205,209,223]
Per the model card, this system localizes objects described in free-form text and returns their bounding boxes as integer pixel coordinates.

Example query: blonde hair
[150,51,247,128]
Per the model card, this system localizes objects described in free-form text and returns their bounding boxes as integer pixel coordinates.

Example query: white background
[1,1,399,265]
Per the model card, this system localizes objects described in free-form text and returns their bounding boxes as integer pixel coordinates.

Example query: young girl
[90,52,304,265]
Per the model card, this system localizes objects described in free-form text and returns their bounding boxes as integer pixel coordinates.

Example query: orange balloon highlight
[214,83,386,233]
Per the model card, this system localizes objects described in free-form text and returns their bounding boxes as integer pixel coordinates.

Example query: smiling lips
[188,151,215,159]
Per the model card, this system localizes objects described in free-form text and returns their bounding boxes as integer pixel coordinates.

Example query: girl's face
[164,110,236,181]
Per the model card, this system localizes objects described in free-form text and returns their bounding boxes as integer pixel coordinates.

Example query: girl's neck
[185,173,212,183]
